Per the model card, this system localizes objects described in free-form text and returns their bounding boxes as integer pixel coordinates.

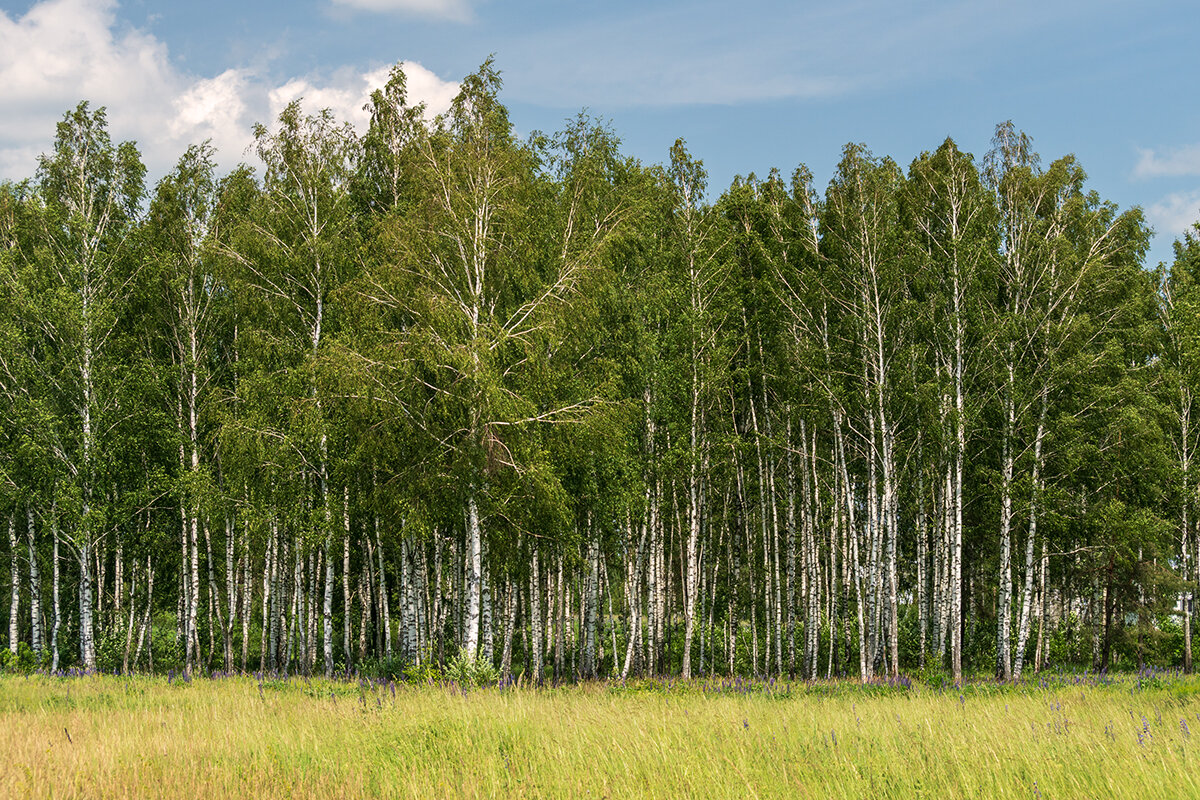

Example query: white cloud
[170,69,256,164]
[1147,189,1200,242]
[1133,143,1200,180]
[0,0,177,142]
[0,0,458,183]
[330,0,472,22]
[268,61,456,132]
[396,62,460,117]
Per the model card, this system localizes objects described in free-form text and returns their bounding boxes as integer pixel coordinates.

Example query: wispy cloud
[0,0,458,181]
[1133,143,1200,179]
[498,0,1119,108]
[329,0,472,23]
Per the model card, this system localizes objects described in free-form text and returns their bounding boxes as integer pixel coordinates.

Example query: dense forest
[1,59,1198,684]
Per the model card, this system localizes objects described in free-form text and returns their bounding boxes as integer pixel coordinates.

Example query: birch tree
[907,139,996,679]
[1159,224,1200,671]
[29,104,145,671]
[224,101,360,676]
[145,143,228,675]
[821,144,908,680]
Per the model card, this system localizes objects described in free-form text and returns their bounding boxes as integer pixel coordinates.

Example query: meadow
[2,671,1198,799]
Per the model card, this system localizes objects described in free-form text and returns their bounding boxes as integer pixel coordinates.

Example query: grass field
[2,671,1199,798]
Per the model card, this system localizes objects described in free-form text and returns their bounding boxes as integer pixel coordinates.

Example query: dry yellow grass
[2,672,1198,798]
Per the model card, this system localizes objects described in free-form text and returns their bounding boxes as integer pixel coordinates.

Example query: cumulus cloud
[329,0,472,23]
[0,0,176,146]
[1133,143,1200,180]
[170,69,256,164]
[268,62,457,133]
[1147,189,1200,243]
[0,0,458,182]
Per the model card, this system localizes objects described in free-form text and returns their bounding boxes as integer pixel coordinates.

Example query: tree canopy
[0,61,1195,683]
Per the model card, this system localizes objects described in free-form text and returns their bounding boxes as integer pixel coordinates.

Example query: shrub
[443,654,498,686]
[0,642,40,674]
[357,653,410,682]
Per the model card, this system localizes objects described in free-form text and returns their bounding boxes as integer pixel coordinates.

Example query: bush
[357,653,411,682]
[148,615,185,673]
[912,662,952,689]
[1046,614,1090,668]
[0,642,40,674]
[403,659,443,685]
[443,653,498,686]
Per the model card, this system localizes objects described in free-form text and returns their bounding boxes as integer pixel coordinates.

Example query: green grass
[2,672,1199,798]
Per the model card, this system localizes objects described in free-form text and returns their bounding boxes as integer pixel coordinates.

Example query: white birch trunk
[8,514,17,653]
[1013,394,1048,679]
[375,510,392,659]
[997,356,1016,680]
[785,420,797,677]
[463,492,483,660]
[79,539,96,671]
[27,506,41,657]
[224,515,235,672]
[530,546,543,683]
[321,452,334,677]
[500,576,516,680]
[342,487,351,669]
[203,520,225,674]
[482,538,494,665]
[51,505,60,672]
[622,511,647,679]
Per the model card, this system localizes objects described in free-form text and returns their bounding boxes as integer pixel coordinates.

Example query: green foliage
[1046,614,1092,668]
[0,63,1197,688]
[0,642,41,674]
[402,659,445,686]
[443,653,499,686]
[356,653,411,682]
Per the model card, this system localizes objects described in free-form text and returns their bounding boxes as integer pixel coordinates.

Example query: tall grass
[2,672,1198,798]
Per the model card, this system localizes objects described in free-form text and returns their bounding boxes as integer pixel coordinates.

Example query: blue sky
[1,0,1197,267]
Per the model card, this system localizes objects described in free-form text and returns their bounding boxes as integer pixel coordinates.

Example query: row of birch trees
[1,60,1198,682]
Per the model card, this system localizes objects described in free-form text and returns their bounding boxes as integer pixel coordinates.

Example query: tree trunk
[530,546,543,684]
[8,514,18,654]
[500,575,516,680]
[320,456,334,677]
[203,519,225,675]
[27,506,42,658]
[51,506,61,672]
[187,510,200,676]
[997,356,1016,680]
[622,511,647,679]
[342,486,352,670]
[583,515,599,678]
[376,510,392,659]
[463,492,483,660]
[482,535,494,664]
[224,515,236,673]
[122,561,136,673]
[785,420,797,678]
[1013,393,1048,679]
[79,539,96,671]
